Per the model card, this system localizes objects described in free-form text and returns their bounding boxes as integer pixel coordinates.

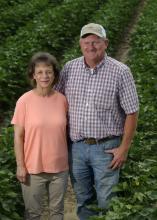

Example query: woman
[11,52,68,220]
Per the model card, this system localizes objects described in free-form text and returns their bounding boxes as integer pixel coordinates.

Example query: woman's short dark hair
[28,52,60,87]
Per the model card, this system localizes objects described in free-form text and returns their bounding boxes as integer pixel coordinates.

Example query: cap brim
[80,31,104,38]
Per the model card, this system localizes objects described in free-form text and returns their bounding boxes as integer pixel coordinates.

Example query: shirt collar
[82,54,107,73]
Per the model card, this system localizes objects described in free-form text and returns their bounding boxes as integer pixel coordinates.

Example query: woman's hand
[16,165,28,183]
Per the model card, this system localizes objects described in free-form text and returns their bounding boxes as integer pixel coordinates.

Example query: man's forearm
[120,112,138,151]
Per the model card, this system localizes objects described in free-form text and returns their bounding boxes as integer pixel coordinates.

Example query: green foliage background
[0,0,156,219]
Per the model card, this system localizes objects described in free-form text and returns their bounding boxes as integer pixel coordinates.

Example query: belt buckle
[84,138,96,145]
[84,136,118,145]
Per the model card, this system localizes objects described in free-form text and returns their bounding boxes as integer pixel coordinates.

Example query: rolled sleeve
[119,68,139,114]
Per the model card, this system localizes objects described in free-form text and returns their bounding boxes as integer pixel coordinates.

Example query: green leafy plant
[0,0,30,13]
[62,0,140,64]
[0,0,103,114]
[0,0,156,218]
[0,0,61,41]
[0,127,24,220]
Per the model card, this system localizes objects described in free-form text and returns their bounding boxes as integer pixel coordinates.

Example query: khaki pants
[21,171,68,220]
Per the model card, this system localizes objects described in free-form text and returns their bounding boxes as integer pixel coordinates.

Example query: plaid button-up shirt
[56,55,139,141]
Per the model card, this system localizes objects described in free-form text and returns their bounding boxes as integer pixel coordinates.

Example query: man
[56,23,139,220]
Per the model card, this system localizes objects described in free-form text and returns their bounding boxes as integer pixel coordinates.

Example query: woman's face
[33,62,54,89]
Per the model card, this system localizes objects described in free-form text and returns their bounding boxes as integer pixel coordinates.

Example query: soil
[64,178,78,220]
[114,0,146,62]
[41,177,78,220]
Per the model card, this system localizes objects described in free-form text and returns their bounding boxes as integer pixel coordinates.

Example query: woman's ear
[33,73,36,80]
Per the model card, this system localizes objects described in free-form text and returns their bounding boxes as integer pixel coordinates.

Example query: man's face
[80,34,108,65]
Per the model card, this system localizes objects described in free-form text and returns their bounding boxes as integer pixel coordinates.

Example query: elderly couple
[12,23,139,220]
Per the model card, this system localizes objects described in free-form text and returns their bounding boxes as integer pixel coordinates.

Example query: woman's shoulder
[16,90,34,104]
[54,90,66,100]
[54,90,68,107]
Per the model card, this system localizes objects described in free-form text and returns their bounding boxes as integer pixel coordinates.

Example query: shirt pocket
[94,88,115,109]
[94,89,115,123]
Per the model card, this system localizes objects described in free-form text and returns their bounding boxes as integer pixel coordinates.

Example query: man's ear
[104,38,109,48]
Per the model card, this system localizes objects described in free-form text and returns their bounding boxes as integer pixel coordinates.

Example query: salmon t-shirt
[11,90,68,174]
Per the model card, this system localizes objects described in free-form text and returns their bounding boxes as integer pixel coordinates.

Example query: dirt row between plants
[64,178,78,220]
[114,0,147,63]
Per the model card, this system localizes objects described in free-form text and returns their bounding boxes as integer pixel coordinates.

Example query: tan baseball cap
[80,23,106,38]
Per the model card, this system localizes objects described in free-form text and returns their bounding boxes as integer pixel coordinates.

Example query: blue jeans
[69,137,121,220]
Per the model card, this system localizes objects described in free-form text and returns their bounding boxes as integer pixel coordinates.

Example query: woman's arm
[14,124,27,183]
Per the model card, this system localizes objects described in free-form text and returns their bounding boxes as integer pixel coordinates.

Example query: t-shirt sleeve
[60,93,68,114]
[119,68,139,114]
[11,98,26,127]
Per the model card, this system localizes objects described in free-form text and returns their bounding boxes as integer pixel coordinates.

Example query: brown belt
[83,136,119,145]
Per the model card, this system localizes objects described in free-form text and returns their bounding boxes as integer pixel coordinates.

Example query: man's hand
[105,113,138,170]
[105,146,128,170]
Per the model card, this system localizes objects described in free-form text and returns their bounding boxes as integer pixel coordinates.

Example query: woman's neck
[34,87,54,97]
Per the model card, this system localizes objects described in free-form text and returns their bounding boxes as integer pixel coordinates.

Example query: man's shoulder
[64,56,83,68]
[106,56,129,71]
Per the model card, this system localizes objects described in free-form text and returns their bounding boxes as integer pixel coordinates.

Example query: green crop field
[0,0,156,219]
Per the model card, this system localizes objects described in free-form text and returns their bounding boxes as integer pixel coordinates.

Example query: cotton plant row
[0,0,59,41]
[0,127,23,220]
[0,0,103,114]
[61,0,140,64]
[0,0,30,12]
[128,0,157,133]
[0,0,157,219]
